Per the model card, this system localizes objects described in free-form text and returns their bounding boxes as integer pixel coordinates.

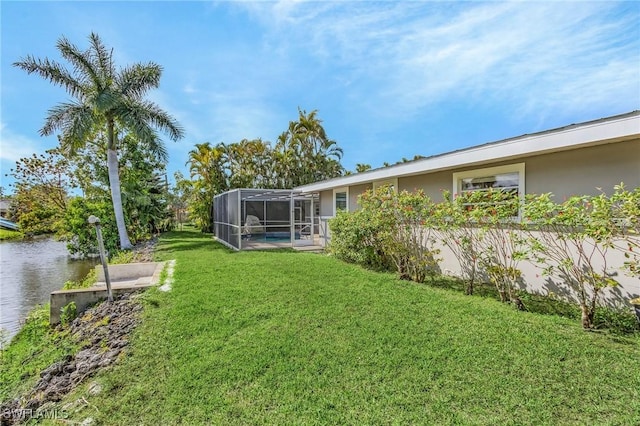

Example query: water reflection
[0,237,97,341]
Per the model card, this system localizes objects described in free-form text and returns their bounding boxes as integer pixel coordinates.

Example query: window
[333,187,349,215]
[453,163,525,217]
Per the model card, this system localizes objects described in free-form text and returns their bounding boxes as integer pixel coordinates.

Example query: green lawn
[58,229,640,424]
[0,228,23,241]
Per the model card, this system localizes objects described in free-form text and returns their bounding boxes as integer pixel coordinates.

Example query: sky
[1,1,639,193]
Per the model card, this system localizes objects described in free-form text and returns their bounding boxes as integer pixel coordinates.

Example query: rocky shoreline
[1,239,157,425]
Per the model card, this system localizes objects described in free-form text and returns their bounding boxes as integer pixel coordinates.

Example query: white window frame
[373,178,398,193]
[333,187,349,215]
[452,163,525,218]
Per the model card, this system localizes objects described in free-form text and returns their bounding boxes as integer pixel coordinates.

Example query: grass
[47,228,639,425]
[0,306,78,401]
[0,228,23,241]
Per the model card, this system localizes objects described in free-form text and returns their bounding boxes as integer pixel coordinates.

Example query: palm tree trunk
[106,121,133,250]
[107,148,133,249]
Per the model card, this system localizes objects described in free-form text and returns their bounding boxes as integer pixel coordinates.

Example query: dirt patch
[129,237,158,263]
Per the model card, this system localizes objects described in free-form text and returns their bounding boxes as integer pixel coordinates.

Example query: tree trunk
[580,304,594,329]
[107,147,133,250]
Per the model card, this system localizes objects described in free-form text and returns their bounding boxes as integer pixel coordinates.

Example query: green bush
[62,269,97,290]
[371,187,441,282]
[59,197,119,257]
[593,306,640,335]
[328,208,393,271]
[329,187,441,282]
[110,249,136,264]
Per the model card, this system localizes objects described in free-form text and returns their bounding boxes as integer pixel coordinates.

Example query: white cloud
[0,123,41,164]
[233,1,640,123]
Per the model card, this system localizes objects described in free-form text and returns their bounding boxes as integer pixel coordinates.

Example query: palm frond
[127,130,168,164]
[13,56,85,99]
[118,63,162,99]
[87,32,114,83]
[115,104,168,162]
[128,100,184,142]
[42,102,95,155]
[57,35,103,91]
[93,90,121,114]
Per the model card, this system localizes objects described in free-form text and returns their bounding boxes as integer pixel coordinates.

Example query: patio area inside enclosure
[213,189,321,250]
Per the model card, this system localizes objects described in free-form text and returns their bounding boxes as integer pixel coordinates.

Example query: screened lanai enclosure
[213,189,320,250]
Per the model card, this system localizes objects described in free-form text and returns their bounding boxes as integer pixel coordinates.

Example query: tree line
[184,108,344,232]
[8,33,350,252]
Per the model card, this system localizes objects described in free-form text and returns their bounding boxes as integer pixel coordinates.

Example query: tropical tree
[226,138,274,189]
[275,108,344,187]
[14,32,184,249]
[523,193,621,329]
[8,148,73,234]
[169,171,193,230]
[187,142,227,232]
[355,163,372,173]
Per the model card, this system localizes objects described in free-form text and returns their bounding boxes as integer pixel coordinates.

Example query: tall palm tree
[275,108,344,187]
[14,33,183,249]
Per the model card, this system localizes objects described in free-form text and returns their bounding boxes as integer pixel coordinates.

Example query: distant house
[293,111,640,304]
[0,199,10,219]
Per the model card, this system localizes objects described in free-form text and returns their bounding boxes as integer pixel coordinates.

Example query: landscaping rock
[130,237,158,263]
[0,293,143,425]
[87,382,102,396]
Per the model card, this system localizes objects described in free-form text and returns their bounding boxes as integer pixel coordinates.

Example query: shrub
[109,250,136,264]
[59,197,119,258]
[62,269,97,290]
[461,189,528,304]
[433,191,485,295]
[370,187,441,282]
[330,187,441,283]
[610,183,640,277]
[523,192,620,329]
[328,207,393,271]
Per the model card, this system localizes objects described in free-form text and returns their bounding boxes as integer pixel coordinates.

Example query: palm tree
[275,108,344,187]
[187,142,227,232]
[14,33,184,249]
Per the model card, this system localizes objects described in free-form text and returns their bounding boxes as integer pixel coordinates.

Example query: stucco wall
[319,190,333,217]
[525,139,639,198]
[434,233,638,307]
[398,171,452,201]
[317,139,639,301]
[349,183,373,211]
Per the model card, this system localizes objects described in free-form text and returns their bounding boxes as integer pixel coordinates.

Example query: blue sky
[1,1,639,192]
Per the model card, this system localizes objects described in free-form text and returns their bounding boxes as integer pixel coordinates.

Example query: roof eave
[295,111,640,193]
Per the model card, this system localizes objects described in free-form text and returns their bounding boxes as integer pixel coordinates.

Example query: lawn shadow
[155,231,235,255]
[427,276,499,300]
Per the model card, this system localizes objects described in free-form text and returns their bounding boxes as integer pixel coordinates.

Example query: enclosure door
[292,197,314,246]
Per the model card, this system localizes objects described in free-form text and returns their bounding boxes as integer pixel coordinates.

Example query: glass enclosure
[213,189,318,250]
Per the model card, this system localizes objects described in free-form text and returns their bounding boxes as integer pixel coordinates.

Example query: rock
[87,382,102,396]
[81,417,95,426]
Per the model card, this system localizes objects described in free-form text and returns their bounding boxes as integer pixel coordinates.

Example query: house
[0,199,11,219]
[294,111,640,304]
[296,111,639,219]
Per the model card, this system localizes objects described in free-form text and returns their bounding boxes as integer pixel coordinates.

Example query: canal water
[0,237,97,342]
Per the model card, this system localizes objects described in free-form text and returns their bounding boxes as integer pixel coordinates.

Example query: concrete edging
[50,261,171,325]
